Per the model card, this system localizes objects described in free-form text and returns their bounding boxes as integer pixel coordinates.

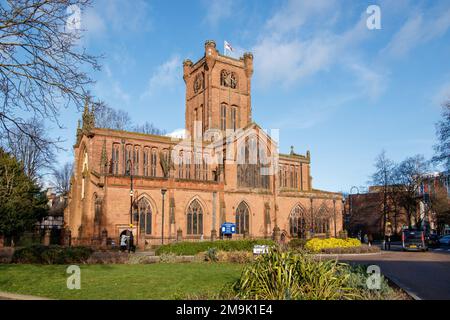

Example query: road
[336,244,450,300]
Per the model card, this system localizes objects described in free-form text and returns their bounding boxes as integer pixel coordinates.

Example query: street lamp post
[127,159,133,253]
[349,186,360,218]
[348,186,359,237]
[161,189,167,245]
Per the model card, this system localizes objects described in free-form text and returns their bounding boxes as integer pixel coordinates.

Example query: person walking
[120,233,127,252]
[384,225,393,250]
[129,231,135,253]
[368,233,373,247]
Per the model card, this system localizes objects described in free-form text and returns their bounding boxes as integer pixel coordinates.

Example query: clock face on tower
[193,73,204,94]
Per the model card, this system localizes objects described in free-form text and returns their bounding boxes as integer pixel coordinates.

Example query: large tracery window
[237,137,270,189]
[314,217,330,234]
[138,198,152,235]
[313,206,331,234]
[235,201,250,234]
[290,205,306,238]
[187,200,203,235]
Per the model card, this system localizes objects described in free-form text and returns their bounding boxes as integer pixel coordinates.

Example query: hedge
[155,239,275,256]
[12,245,94,264]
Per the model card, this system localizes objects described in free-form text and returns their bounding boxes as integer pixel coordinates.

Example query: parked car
[402,229,427,251]
[439,235,450,245]
[427,234,440,248]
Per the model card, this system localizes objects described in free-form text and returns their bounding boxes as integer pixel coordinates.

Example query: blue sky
[54,0,450,193]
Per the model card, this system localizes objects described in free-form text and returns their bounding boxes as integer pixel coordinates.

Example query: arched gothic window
[235,201,250,234]
[81,150,88,200]
[112,144,120,175]
[231,106,237,131]
[237,137,270,189]
[221,103,227,130]
[133,146,140,175]
[290,205,306,238]
[151,148,157,177]
[138,198,152,235]
[187,200,203,235]
[313,206,330,234]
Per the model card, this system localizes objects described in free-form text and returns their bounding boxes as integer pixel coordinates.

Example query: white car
[438,235,450,245]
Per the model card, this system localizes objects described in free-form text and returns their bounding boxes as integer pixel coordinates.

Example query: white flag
[224,40,234,54]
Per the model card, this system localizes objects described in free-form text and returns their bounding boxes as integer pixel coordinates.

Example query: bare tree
[2,117,55,181]
[51,162,72,195]
[393,155,429,228]
[432,101,450,171]
[133,121,166,135]
[92,100,166,134]
[92,100,132,131]
[0,0,100,145]
[371,150,396,236]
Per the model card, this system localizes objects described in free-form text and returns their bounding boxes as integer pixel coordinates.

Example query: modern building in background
[64,41,343,248]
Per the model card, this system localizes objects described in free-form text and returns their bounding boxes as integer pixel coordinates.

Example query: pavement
[335,243,450,300]
[0,291,51,300]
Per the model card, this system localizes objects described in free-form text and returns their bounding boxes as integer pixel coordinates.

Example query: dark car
[402,229,428,251]
[426,234,440,248]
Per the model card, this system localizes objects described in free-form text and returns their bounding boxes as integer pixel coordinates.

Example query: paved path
[0,291,51,300]
[335,247,450,300]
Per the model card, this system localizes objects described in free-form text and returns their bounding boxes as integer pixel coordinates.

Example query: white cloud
[82,7,106,37]
[384,7,450,57]
[270,93,359,130]
[82,0,152,40]
[253,37,334,87]
[94,64,130,106]
[141,56,182,98]
[349,63,387,100]
[266,0,337,35]
[251,1,374,90]
[434,82,450,106]
[166,128,186,139]
[203,0,234,27]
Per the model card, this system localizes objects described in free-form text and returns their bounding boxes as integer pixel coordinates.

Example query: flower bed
[305,237,361,253]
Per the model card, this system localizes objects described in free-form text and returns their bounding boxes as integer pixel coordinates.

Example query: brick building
[64,40,343,248]
[345,173,450,238]
[345,186,408,239]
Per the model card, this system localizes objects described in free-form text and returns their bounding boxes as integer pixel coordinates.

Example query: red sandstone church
[64,40,344,248]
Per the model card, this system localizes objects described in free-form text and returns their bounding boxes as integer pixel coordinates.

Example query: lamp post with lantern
[161,188,167,244]
[126,159,134,252]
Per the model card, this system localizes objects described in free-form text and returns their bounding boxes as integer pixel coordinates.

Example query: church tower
[183,40,254,139]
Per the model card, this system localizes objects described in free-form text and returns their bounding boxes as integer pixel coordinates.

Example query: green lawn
[0,263,243,299]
